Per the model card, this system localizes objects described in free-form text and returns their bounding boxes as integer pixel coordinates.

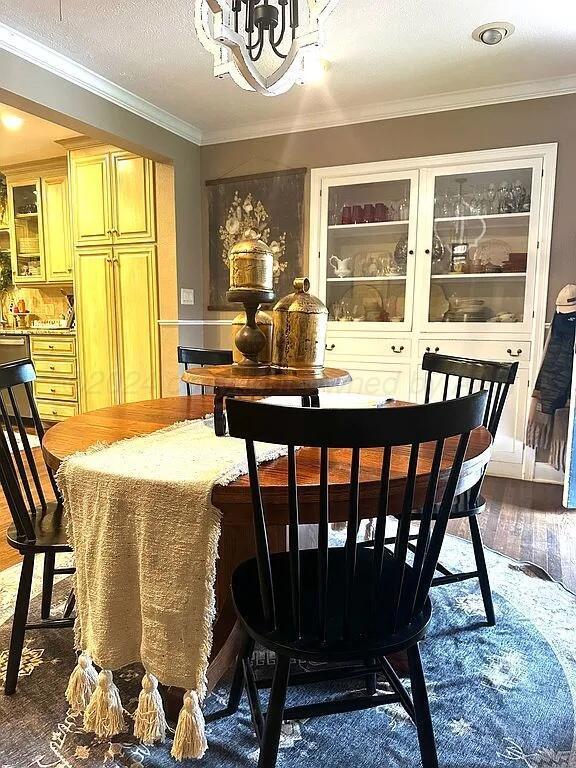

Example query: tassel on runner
[83,669,125,738]
[171,691,207,761]
[65,652,98,713]
[133,672,167,745]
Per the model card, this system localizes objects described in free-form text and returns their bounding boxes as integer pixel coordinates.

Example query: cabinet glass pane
[326,179,411,323]
[429,168,532,324]
[12,184,42,278]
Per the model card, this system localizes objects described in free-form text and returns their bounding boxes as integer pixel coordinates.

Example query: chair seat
[410,493,486,522]
[6,501,71,553]
[232,546,431,663]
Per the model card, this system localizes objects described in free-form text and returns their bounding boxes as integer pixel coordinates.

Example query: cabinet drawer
[35,379,78,401]
[34,357,77,379]
[417,339,531,367]
[31,336,76,357]
[325,334,412,362]
[37,400,78,422]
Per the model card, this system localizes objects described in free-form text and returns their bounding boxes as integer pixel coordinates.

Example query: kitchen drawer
[35,379,78,402]
[34,357,77,379]
[37,400,78,422]
[31,336,76,357]
[325,334,412,362]
[417,339,531,367]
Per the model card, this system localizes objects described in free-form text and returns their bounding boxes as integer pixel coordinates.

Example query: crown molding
[200,73,576,145]
[0,22,202,145]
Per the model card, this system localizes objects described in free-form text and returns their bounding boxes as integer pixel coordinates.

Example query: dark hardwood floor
[449,475,575,594]
[1,458,574,594]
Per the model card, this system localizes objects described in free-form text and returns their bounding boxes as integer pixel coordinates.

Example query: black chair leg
[468,515,496,626]
[365,657,377,695]
[5,553,35,695]
[258,655,290,768]
[41,551,56,620]
[63,589,76,619]
[407,644,438,768]
[228,635,254,715]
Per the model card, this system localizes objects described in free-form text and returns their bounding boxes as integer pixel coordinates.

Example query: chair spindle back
[177,347,233,395]
[0,359,60,543]
[227,392,488,643]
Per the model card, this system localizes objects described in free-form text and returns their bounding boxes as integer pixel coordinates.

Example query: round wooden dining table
[42,394,492,697]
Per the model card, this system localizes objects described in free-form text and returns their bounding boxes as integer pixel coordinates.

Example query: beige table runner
[57,416,286,761]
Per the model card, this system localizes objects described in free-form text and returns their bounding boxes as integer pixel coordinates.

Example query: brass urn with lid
[227,238,275,371]
[271,278,328,372]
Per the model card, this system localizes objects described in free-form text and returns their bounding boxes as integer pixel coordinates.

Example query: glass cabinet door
[10,181,45,282]
[319,171,418,328]
[421,161,542,331]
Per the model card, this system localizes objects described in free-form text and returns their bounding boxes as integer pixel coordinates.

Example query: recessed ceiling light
[472,22,515,46]
[298,49,330,86]
[1,113,24,131]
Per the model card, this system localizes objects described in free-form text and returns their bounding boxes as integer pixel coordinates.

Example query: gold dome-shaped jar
[271,278,328,372]
[231,310,273,364]
[228,238,274,293]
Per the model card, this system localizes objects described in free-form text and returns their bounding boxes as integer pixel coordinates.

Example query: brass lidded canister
[231,310,273,364]
[271,277,328,372]
[229,238,274,294]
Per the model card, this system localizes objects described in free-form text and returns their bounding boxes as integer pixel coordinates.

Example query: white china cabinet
[310,145,558,481]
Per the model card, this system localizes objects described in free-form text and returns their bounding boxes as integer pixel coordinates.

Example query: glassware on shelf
[341,205,353,225]
[430,236,449,274]
[374,203,388,222]
[398,195,410,220]
[486,183,498,214]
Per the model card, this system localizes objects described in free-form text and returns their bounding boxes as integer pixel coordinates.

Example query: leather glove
[526,396,553,450]
[549,405,570,472]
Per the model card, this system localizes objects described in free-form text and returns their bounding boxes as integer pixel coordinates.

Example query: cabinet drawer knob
[48,344,54,349]
[325,343,336,351]
[49,365,55,371]
[391,345,404,353]
[507,348,523,357]
[52,410,58,415]
[426,346,440,353]
[50,388,56,393]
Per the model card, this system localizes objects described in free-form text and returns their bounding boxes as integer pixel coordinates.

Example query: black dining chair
[177,346,233,395]
[216,391,487,768]
[0,359,75,695]
[417,352,519,626]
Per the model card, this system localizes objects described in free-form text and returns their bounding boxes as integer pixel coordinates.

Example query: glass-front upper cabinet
[419,159,542,333]
[318,171,419,329]
[8,180,45,283]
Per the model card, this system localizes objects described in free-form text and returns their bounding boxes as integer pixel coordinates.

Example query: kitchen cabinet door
[70,153,113,247]
[8,179,46,284]
[75,247,118,411]
[42,175,73,282]
[110,152,155,243]
[112,244,159,403]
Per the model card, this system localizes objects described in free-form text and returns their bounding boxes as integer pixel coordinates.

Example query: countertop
[0,327,76,336]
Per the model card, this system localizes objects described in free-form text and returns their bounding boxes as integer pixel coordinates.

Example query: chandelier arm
[290,0,298,38]
[245,0,255,34]
[270,1,287,50]
[249,27,266,61]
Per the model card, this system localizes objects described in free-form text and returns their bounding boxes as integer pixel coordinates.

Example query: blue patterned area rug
[0,535,574,768]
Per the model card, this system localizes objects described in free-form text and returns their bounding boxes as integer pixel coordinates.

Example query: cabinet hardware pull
[507,348,522,357]
[50,388,56,393]
[391,345,404,353]
[325,343,336,351]
[408,249,414,255]
[424,248,430,255]
[49,366,55,370]
[425,346,440,353]
[52,410,58,415]
[67,268,72,272]
[48,345,54,349]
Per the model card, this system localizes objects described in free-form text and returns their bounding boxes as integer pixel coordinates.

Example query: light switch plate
[181,288,195,306]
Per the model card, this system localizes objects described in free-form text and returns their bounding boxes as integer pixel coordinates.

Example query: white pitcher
[329,254,353,278]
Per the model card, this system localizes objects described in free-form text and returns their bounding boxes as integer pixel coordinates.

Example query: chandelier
[194,0,339,96]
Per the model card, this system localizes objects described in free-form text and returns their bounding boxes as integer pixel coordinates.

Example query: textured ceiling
[1,0,576,142]
[0,103,78,166]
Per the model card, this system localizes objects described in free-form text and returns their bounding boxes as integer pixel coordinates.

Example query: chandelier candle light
[195,0,339,95]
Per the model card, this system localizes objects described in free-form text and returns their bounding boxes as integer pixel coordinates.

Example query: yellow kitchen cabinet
[69,152,112,247]
[69,147,155,247]
[42,175,73,282]
[3,159,72,285]
[7,178,46,284]
[75,247,119,411]
[110,152,155,243]
[75,244,159,411]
